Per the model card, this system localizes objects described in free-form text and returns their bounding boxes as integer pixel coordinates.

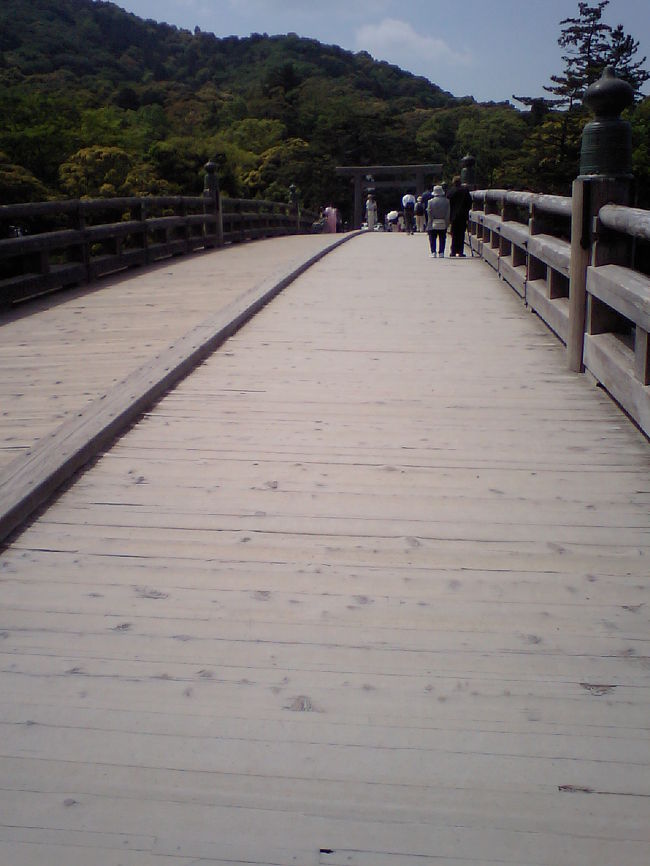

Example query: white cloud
[355,18,472,75]
[227,0,391,13]
[222,0,394,31]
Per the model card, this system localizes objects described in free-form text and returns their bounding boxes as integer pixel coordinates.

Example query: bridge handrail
[469,188,650,436]
[598,204,650,241]
[531,193,572,219]
[224,197,295,211]
[0,195,210,219]
[472,189,572,219]
[221,196,316,244]
[0,194,317,309]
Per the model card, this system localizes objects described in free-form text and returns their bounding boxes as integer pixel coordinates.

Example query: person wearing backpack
[401,191,416,235]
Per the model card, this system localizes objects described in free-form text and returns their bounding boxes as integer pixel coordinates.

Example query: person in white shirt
[365,194,377,230]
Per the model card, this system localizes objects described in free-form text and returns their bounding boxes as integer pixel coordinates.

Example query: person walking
[414,196,426,232]
[401,191,416,235]
[426,185,450,257]
[365,194,377,230]
[421,188,432,219]
[447,176,473,256]
[324,204,338,233]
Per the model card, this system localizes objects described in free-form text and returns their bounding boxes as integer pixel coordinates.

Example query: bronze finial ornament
[579,67,635,177]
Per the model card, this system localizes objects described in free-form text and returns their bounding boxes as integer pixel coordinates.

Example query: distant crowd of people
[315,177,473,255]
[363,176,473,257]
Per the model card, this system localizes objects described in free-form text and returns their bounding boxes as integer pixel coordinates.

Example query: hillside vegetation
[1,0,648,214]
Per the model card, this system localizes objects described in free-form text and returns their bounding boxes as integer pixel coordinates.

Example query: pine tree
[609,25,650,99]
[544,1,612,109]
[542,2,648,107]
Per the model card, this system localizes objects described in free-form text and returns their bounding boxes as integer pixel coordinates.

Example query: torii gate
[335,163,443,229]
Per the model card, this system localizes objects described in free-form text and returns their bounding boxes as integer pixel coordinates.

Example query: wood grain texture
[1,232,648,865]
[0,234,348,471]
[0,234,355,542]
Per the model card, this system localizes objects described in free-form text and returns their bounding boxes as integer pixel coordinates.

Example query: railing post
[567,68,634,372]
[178,196,189,254]
[73,199,91,283]
[203,160,223,247]
[529,201,542,237]
[137,198,150,264]
[637,331,650,386]
[460,154,476,189]
[289,183,299,233]
[239,201,246,242]
[502,195,517,224]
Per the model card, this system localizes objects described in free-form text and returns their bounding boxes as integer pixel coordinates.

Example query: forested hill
[1,0,648,210]
[0,0,472,207]
[0,0,457,106]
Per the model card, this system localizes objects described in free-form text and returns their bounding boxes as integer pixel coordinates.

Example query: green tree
[631,98,650,207]
[123,162,175,196]
[121,104,170,154]
[609,25,650,99]
[0,87,81,186]
[546,2,612,109]
[59,145,133,197]
[78,107,128,148]
[512,2,648,192]
[499,112,585,194]
[147,138,209,194]
[456,107,529,187]
[0,150,51,203]
[545,2,648,107]
[221,118,286,154]
[415,107,469,165]
[243,138,326,206]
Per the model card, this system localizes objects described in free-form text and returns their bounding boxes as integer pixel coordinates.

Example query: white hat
[433,185,445,196]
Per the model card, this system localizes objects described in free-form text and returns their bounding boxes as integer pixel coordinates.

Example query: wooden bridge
[1,223,649,864]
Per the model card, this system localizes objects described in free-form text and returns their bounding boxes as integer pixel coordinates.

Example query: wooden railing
[470,190,572,339]
[469,190,650,436]
[0,194,316,309]
[222,197,313,244]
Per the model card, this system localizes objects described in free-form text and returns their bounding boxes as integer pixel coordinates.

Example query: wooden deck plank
[1,233,649,864]
[0,235,347,473]
[0,236,355,542]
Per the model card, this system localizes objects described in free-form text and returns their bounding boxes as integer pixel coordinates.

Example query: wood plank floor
[1,232,649,865]
[0,234,342,472]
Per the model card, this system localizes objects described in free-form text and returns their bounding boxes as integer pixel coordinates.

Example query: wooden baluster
[567,69,634,372]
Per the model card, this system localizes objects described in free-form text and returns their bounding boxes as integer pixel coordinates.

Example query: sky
[111,0,650,104]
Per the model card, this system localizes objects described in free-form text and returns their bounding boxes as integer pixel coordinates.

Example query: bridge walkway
[0,234,344,473]
[1,232,649,865]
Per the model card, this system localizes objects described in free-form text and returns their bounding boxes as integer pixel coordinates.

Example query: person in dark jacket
[402,192,416,234]
[414,196,426,232]
[447,176,473,257]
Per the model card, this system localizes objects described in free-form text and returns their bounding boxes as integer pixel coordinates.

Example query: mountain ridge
[1,0,485,207]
